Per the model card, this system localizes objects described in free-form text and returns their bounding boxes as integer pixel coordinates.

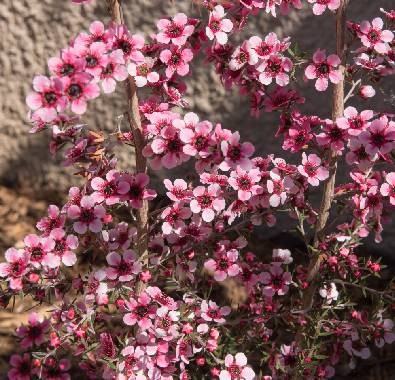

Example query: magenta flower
[128,57,160,87]
[160,46,193,78]
[298,153,329,186]
[41,357,71,380]
[67,195,106,234]
[123,292,157,330]
[358,17,394,54]
[359,116,395,156]
[8,353,33,380]
[156,13,194,47]
[100,49,128,93]
[123,173,157,208]
[190,184,225,222]
[91,170,130,205]
[219,353,255,380]
[36,205,65,236]
[220,132,255,171]
[112,25,144,62]
[200,300,231,324]
[258,55,293,86]
[24,233,56,268]
[163,179,192,202]
[74,41,107,79]
[305,49,341,91]
[206,5,233,45]
[307,0,340,16]
[26,75,66,122]
[106,250,141,282]
[204,249,241,281]
[49,228,78,267]
[16,312,50,349]
[228,167,263,201]
[336,106,373,136]
[61,73,100,114]
[380,172,395,205]
[260,265,292,296]
[0,248,29,290]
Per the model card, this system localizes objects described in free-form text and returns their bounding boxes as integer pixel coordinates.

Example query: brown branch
[106,0,149,294]
[301,0,349,311]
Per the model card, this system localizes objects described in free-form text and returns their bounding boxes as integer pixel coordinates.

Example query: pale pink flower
[49,228,78,267]
[74,41,107,78]
[200,300,231,324]
[220,132,255,171]
[106,250,141,282]
[219,353,255,380]
[112,25,144,62]
[36,205,65,236]
[228,167,263,201]
[67,195,106,234]
[260,265,292,296]
[123,292,157,330]
[336,106,373,136]
[359,85,376,99]
[272,248,293,265]
[180,120,214,157]
[380,172,395,205]
[249,32,286,59]
[266,169,296,207]
[257,55,293,86]
[305,49,341,91]
[316,120,348,152]
[190,184,225,222]
[307,0,340,16]
[163,179,192,202]
[359,116,395,156]
[298,153,329,186]
[160,46,193,78]
[47,47,85,78]
[358,17,394,54]
[229,41,258,71]
[374,318,395,348]
[16,312,50,349]
[204,249,240,281]
[24,233,56,268]
[128,57,160,87]
[91,170,130,205]
[156,13,194,46]
[161,203,192,234]
[61,73,100,114]
[100,49,128,93]
[343,339,371,360]
[319,282,339,304]
[206,5,233,45]
[123,173,157,209]
[26,75,67,122]
[0,248,29,290]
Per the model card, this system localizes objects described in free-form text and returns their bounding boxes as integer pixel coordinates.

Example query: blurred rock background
[0,0,394,378]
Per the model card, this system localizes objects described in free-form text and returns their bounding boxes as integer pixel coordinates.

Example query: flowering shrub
[1,0,395,379]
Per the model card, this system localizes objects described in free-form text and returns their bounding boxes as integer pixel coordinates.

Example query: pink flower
[228,167,263,201]
[305,49,341,91]
[49,228,78,267]
[229,41,258,71]
[123,292,157,330]
[266,169,296,207]
[380,172,395,205]
[67,195,106,234]
[190,184,225,222]
[257,55,293,86]
[160,46,193,78]
[359,85,376,99]
[112,25,144,62]
[161,203,192,234]
[260,265,292,296]
[200,300,231,324]
[128,57,160,87]
[16,312,50,349]
[298,153,329,186]
[219,353,255,380]
[61,73,100,114]
[48,47,85,78]
[180,120,214,157]
[206,5,233,45]
[249,32,287,59]
[163,179,192,202]
[359,116,395,156]
[24,234,56,268]
[74,41,107,78]
[91,170,130,205]
[336,106,373,136]
[124,173,157,208]
[100,49,128,93]
[156,13,194,47]
[307,0,340,16]
[373,318,395,348]
[106,250,141,282]
[358,17,394,54]
[316,120,348,152]
[220,132,255,171]
[36,205,65,236]
[41,357,71,380]
[204,249,240,281]
[26,75,67,122]
[0,248,29,290]
[8,353,33,380]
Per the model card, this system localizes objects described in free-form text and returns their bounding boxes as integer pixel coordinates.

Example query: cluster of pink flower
[2,0,395,379]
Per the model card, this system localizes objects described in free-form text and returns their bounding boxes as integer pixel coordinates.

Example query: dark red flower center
[44,91,57,105]
[67,83,82,99]
[86,55,98,67]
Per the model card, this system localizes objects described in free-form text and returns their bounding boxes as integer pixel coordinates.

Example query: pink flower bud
[359,85,375,99]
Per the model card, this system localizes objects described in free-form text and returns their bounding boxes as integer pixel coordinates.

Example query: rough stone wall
[0,0,394,252]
